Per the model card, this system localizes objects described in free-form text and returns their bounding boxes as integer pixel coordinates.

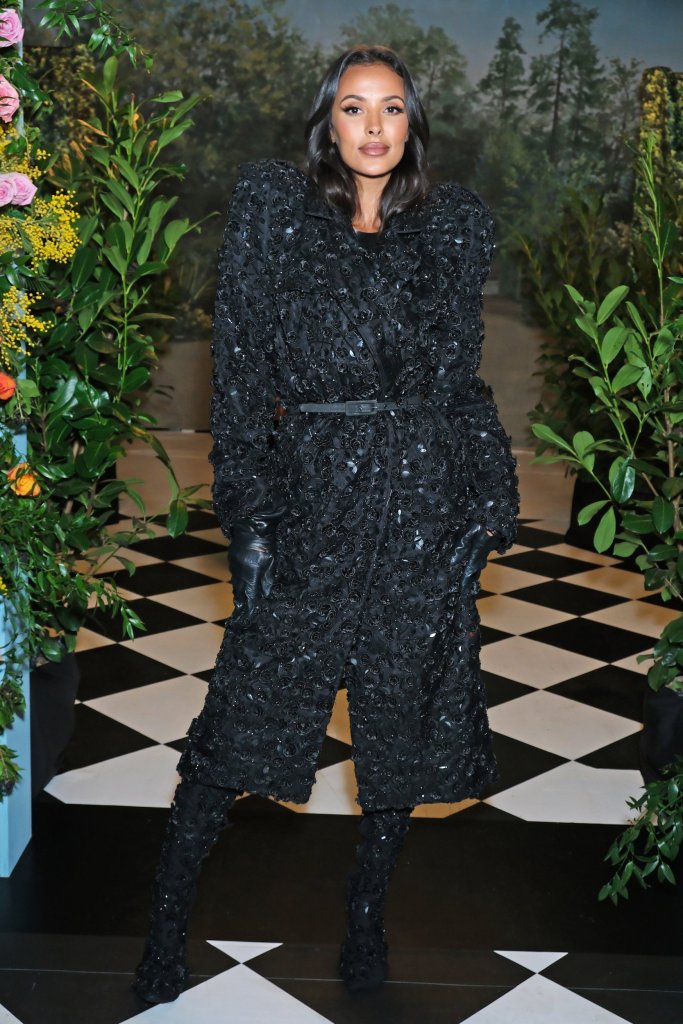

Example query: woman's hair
[305,45,430,231]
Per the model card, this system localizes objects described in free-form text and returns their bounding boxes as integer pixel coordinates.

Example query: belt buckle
[345,399,377,415]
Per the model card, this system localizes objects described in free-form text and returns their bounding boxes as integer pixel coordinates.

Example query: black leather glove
[450,522,500,588]
[228,510,281,617]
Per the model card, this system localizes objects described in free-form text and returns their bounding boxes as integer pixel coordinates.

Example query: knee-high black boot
[339,806,413,992]
[133,778,239,1004]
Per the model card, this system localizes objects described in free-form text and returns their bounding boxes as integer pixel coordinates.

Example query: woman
[134,44,519,1003]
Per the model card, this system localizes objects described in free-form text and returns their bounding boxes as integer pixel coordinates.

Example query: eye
[341,105,361,114]
[386,105,405,114]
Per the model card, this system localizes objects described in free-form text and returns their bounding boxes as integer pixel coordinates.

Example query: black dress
[178,159,519,812]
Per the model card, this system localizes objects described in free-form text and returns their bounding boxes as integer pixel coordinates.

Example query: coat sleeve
[209,162,287,538]
[442,190,519,552]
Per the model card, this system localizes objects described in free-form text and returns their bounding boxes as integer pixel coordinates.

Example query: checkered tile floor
[2,505,683,1023]
[46,512,673,826]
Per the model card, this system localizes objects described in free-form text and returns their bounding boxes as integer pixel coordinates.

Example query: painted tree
[528,0,604,166]
[478,16,526,124]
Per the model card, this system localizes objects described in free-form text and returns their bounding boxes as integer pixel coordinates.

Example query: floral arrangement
[0,0,204,796]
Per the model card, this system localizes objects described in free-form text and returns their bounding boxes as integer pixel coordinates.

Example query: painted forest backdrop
[22,0,682,429]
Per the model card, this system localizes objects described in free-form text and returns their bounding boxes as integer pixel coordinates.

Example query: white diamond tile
[326,688,352,745]
[479,562,549,594]
[460,974,632,1023]
[278,759,361,816]
[584,599,679,638]
[208,940,282,963]
[611,651,652,675]
[486,762,643,824]
[541,543,618,566]
[488,691,640,759]
[85,675,208,743]
[92,546,163,574]
[45,745,180,807]
[190,527,228,546]
[481,636,605,688]
[174,553,231,581]
[496,950,567,973]
[149,583,231,622]
[411,798,478,818]
[121,963,333,1023]
[562,567,652,600]
[0,1003,25,1023]
[488,543,533,559]
[120,622,224,673]
[75,627,115,653]
[478,595,573,635]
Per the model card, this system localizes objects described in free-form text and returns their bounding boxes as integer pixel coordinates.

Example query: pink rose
[0,9,23,47]
[0,173,15,206]
[4,171,36,205]
[0,74,19,122]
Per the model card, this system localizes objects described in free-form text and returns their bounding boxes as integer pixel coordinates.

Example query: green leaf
[564,283,585,307]
[611,364,642,392]
[162,218,189,252]
[167,499,189,537]
[103,246,127,276]
[575,314,599,341]
[596,285,629,325]
[531,423,573,452]
[594,507,617,553]
[600,326,628,364]
[577,500,608,525]
[155,90,184,103]
[611,460,636,502]
[652,497,675,534]
[572,430,595,459]
[156,122,192,151]
[102,55,118,94]
[71,246,97,289]
[110,153,140,190]
[106,178,135,217]
[614,541,638,558]
[663,618,683,644]
[636,367,652,398]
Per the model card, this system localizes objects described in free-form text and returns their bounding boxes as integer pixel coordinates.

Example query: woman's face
[329,63,409,180]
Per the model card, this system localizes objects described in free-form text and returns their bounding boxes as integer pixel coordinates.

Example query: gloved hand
[228,510,281,617]
[450,522,500,588]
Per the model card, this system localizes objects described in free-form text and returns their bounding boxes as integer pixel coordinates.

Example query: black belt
[296,395,487,416]
[298,396,423,416]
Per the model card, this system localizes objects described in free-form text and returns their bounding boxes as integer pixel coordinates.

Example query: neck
[352,172,388,232]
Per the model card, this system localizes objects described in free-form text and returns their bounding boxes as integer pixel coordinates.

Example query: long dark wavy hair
[305,45,430,231]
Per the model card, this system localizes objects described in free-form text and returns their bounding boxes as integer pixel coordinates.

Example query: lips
[360,144,389,155]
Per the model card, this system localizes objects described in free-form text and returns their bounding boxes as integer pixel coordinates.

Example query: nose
[367,121,382,136]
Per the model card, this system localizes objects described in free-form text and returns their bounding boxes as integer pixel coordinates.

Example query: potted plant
[0,0,207,797]
[532,132,682,901]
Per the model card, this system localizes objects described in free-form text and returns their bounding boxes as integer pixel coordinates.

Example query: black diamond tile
[641,591,683,614]
[577,731,642,770]
[132,533,226,560]
[514,524,566,548]
[166,736,187,753]
[83,598,203,640]
[512,580,627,616]
[548,666,645,721]
[526,619,649,661]
[544,951,683,990]
[317,734,352,770]
[483,671,535,707]
[271,976,515,1024]
[194,668,214,683]
[104,563,218,596]
[58,705,156,773]
[480,624,512,646]
[75,646,177,699]
[495,549,600,578]
[485,733,568,796]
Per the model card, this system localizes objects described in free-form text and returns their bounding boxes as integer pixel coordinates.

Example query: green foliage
[599,760,683,906]
[0,2,207,797]
[530,134,682,901]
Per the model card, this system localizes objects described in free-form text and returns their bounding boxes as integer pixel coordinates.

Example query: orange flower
[0,371,16,399]
[7,462,40,496]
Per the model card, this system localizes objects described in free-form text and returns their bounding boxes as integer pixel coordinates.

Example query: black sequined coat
[178,158,519,812]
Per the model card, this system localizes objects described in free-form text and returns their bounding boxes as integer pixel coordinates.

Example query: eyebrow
[339,94,405,103]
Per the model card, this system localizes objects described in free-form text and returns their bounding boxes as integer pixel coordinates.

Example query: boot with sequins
[339,806,413,992]
[133,779,239,1004]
